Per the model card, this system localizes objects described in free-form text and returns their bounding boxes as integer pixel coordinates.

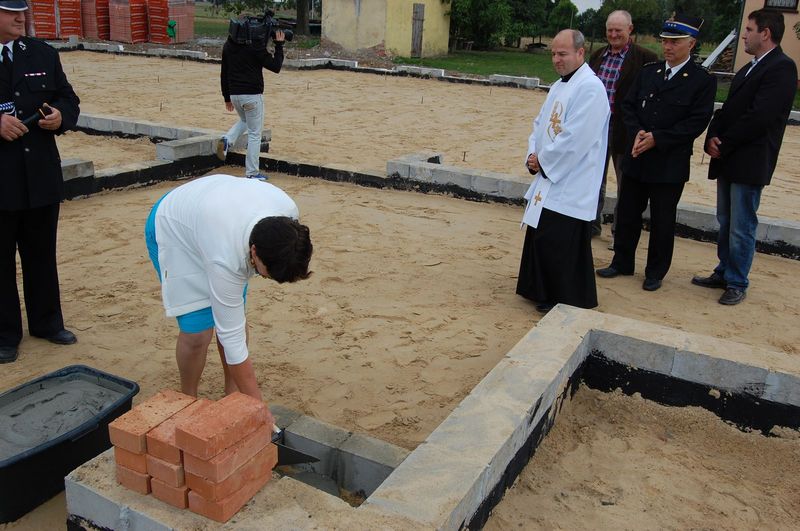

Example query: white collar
[664,56,691,79]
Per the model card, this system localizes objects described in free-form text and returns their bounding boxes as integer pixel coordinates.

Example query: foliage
[448,0,514,49]
[547,0,578,33]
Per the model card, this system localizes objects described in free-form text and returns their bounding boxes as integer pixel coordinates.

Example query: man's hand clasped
[705,136,722,158]
[631,129,655,158]
[0,103,60,141]
[526,152,540,174]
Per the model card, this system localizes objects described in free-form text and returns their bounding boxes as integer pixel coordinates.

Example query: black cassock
[516,208,597,310]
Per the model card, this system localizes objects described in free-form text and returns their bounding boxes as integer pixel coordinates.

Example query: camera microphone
[21,105,52,127]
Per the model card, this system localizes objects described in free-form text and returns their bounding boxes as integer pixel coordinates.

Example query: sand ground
[2,53,799,529]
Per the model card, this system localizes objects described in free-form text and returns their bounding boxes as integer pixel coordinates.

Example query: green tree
[576,7,604,42]
[548,0,578,33]
[448,0,513,49]
[597,0,663,38]
[503,0,553,46]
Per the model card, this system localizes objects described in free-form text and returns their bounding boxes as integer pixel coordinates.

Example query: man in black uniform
[0,0,80,363]
[596,14,715,292]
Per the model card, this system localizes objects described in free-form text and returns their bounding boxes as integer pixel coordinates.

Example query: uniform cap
[660,14,703,39]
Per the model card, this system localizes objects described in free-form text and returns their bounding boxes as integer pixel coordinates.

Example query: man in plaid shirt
[589,10,657,244]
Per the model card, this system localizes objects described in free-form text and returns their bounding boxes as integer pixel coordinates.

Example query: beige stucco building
[734,1,799,75]
[322,0,450,57]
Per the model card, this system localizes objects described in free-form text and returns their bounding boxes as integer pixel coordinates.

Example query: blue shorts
[145,193,247,334]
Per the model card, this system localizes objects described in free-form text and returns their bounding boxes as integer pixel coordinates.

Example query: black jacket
[621,60,715,184]
[220,38,283,101]
[589,42,658,155]
[706,47,797,186]
[0,37,80,211]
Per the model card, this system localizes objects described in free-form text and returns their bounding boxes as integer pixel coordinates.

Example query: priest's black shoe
[34,329,77,345]
[535,303,554,314]
[596,266,630,278]
[719,288,746,305]
[691,272,726,289]
[0,345,18,364]
[642,278,662,291]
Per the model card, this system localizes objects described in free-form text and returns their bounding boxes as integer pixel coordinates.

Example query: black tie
[664,68,671,81]
[1,46,11,72]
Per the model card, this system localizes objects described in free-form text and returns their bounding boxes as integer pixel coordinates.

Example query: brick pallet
[31,0,58,39]
[81,0,110,40]
[109,0,147,43]
[57,0,82,38]
[147,0,193,44]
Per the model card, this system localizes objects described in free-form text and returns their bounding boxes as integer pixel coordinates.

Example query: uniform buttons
[24,148,30,152]
[14,91,20,96]
[41,84,45,88]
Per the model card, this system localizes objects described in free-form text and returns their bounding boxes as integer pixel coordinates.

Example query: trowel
[271,426,319,466]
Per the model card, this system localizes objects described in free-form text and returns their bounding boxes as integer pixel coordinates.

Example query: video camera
[228,8,293,46]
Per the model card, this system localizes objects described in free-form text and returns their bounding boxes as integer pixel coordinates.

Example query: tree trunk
[296,0,310,35]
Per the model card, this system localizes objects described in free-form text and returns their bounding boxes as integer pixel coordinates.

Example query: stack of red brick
[81,0,111,40]
[108,0,148,43]
[30,0,57,39]
[146,0,194,44]
[108,389,278,523]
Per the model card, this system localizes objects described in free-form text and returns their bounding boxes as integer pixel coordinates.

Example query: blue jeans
[224,94,264,177]
[714,179,762,291]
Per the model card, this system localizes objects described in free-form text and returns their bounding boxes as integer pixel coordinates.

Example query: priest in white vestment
[516,29,610,313]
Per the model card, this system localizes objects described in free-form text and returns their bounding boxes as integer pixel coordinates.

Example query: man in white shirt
[516,29,610,313]
[145,175,313,428]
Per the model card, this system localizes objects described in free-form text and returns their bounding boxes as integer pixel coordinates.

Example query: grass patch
[194,16,230,38]
[295,36,320,49]
[395,49,560,83]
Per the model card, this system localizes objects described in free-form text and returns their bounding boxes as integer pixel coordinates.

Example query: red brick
[151,477,189,509]
[109,389,196,453]
[187,471,271,523]
[146,454,185,487]
[146,398,214,464]
[116,464,151,495]
[113,446,147,474]
[183,424,270,483]
[186,443,277,501]
[175,393,268,460]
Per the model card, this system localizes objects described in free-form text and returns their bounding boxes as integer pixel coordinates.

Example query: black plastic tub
[0,365,139,523]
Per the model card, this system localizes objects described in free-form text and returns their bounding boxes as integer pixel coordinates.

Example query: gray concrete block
[328,58,358,68]
[283,415,351,478]
[77,114,114,132]
[430,165,471,189]
[156,135,216,160]
[672,349,769,396]
[497,175,529,200]
[271,403,304,429]
[110,118,137,135]
[762,370,800,408]
[394,65,445,77]
[489,74,540,88]
[82,42,124,52]
[764,218,800,247]
[590,329,677,375]
[61,158,95,181]
[386,160,412,178]
[676,203,718,231]
[337,432,409,496]
[151,48,207,60]
[94,159,172,178]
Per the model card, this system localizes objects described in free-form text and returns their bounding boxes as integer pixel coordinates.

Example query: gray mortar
[0,378,124,460]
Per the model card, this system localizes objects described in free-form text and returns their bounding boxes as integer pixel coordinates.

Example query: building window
[764,0,798,11]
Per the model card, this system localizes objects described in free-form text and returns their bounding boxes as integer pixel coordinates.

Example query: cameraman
[217,27,285,181]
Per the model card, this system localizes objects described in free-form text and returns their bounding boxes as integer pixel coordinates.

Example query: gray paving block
[155,135,216,160]
[386,160,412,178]
[497,176,529,200]
[489,74,540,88]
[271,403,303,428]
[94,159,172,178]
[337,432,409,496]
[672,349,769,396]
[430,165,471,189]
[283,415,351,478]
[61,158,94,181]
[762,370,800,408]
[676,203,718,231]
[764,218,800,247]
[394,65,445,77]
[590,329,677,375]
[328,58,358,68]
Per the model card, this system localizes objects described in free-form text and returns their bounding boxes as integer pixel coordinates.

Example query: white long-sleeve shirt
[154,174,299,364]
[524,62,610,222]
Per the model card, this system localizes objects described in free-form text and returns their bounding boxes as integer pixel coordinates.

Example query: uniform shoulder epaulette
[642,61,661,68]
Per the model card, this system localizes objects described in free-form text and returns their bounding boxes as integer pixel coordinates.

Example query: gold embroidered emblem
[547,101,564,141]
[534,191,543,205]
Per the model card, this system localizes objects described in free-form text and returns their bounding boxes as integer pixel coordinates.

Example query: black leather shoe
[643,278,662,291]
[535,303,554,314]
[692,272,726,289]
[0,345,19,364]
[34,329,77,345]
[719,288,746,305]
[596,266,631,278]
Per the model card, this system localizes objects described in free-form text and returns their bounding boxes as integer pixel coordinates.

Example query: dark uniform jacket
[706,47,797,186]
[620,60,715,184]
[589,42,658,155]
[0,37,80,211]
